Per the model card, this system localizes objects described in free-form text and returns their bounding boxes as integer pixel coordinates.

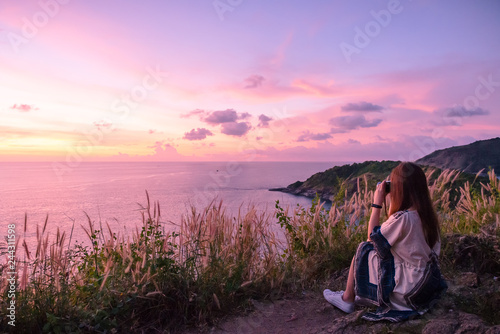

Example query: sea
[0,162,339,248]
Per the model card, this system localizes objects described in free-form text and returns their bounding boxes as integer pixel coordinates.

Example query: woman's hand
[373,180,388,206]
[368,180,388,241]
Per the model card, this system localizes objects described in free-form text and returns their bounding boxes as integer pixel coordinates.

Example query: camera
[378,181,391,193]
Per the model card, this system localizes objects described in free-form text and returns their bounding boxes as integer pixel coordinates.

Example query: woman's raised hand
[374,181,388,206]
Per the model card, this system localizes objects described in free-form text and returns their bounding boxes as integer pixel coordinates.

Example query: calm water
[0,162,337,247]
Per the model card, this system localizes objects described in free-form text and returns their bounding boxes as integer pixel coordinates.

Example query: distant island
[270,137,500,202]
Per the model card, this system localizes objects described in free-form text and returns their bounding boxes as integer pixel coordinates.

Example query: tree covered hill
[269,160,401,201]
[416,137,500,174]
[270,138,499,202]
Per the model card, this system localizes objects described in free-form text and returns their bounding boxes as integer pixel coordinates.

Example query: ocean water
[0,162,337,247]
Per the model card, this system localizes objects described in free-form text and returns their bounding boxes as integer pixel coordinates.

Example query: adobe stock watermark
[340,0,410,64]
[400,73,499,163]
[52,65,168,181]
[191,106,291,209]
[213,0,244,21]
[6,0,71,54]
[5,224,17,327]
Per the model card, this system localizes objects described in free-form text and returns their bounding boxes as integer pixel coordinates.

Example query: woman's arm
[367,180,388,241]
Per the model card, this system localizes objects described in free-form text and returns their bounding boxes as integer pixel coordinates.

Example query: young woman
[323,162,447,322]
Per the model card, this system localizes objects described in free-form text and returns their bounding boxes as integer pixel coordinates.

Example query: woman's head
[388,162,440,248]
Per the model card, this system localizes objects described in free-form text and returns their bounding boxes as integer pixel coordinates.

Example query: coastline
[1,165,499,333]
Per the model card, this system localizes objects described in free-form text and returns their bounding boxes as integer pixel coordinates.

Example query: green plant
[2,169,498,332]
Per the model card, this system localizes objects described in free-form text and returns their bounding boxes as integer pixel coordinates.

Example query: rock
[422,310,492,334]
[455,272,479,288]
[324,310,364,334]
[485,326,500,334]
[455,312,488,333]
[422,317,459,334]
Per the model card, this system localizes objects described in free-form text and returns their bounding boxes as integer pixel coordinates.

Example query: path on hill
[184,271,500,334]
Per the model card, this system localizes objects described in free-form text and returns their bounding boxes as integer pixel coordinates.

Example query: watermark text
[6,224,17,327]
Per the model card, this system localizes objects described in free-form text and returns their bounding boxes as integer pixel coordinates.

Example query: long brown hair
[388,162,440,248]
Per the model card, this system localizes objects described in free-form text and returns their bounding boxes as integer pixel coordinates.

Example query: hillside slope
[270,138,499,202]
[269,160,400,201]
[416,137,500,174]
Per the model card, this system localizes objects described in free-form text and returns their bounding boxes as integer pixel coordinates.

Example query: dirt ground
[183,271,500,334]
[185,290,348,334]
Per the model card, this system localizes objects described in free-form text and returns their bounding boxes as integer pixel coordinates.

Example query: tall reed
[1,169,498,332]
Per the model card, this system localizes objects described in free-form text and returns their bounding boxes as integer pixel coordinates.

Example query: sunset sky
[1,0,499,162]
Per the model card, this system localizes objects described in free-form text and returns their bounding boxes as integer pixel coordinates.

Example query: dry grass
[1,168,499,333]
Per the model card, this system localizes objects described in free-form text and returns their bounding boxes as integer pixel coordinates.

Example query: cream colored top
[367,210,441,311]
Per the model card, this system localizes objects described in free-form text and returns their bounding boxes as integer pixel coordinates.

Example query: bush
[1,169,499,332]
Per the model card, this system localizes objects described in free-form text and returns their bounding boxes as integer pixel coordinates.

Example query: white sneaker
[323,289,355,313]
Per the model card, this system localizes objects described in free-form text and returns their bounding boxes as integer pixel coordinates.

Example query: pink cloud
[11,104,36,112]
[269,31,294,68]
[181,109,206,119]
[329,115,383,133]
[258,114,273,127]
[290,79,341,97]
[148,142,184,159]
[93,120,114,131]
[244,75,265,89]
[341,101,384,112]
[110,141,192,162]
[296,130,332,142]
[221,122,251,137]
[248,135,459,162]
[216,76,346,104]
[183,128,213,141]
[204,109,240,124]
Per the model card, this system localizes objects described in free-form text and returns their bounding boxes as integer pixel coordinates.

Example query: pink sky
[1,0,499,162]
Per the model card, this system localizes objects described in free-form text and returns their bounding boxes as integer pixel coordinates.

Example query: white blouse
[367,210,441,311]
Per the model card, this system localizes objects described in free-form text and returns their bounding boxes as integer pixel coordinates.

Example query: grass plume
[1,168,499,332]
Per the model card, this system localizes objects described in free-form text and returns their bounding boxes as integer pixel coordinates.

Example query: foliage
[416,137,500,173]
[281,160,490,204]
[1,168,499,333]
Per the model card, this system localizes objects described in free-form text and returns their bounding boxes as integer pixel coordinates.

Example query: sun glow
[0,1,498,162]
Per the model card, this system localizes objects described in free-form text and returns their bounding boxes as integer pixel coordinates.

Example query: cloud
[329,115,382,133]
[181,108,253,137]
[146,141,186,160]
[432,105,490,126]
[201,108,251,125]
[180,109,206,119]
[435,105,489,117]
[183,128,214,141]
[93,120,114,131]
[297,130,332,142]
[347,139,361,144]
[244,75,265,89]
[238,112,251,120]
[258,114,273,127]
[204,109,239,124]
[11,104,37,112]
[341,101,384,112]
[248,135,459,162]
[181,109,250,124]
[110,141,189,162]
[221,122,251,136]
[291,79,340,96]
